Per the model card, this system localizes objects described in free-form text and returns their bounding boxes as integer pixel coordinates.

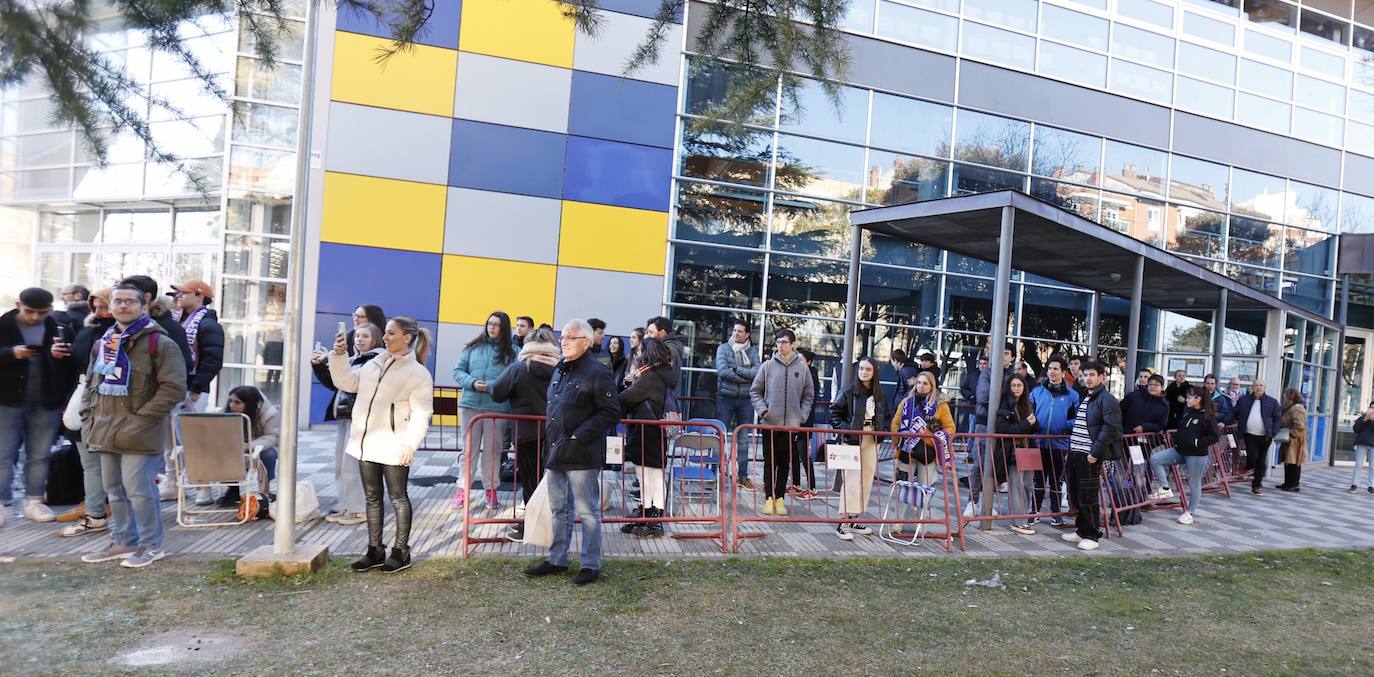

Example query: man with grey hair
[523,319,621,586]
[1225,378,1280,496]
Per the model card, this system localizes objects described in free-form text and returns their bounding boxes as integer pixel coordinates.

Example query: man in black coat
[168,280,224,412]
[1164,370,1191,429]
[0,288,77,522]
[1225,379,1281,495]
[1062,359,1122,551]
[1120,374,1169,435]
[524,319,621,586]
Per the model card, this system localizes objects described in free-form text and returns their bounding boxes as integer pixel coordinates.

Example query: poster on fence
[827,444,861,470]
[1129,445,1145,465]
[605,436,624,465]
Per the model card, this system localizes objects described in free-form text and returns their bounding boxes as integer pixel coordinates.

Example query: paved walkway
[3,428,1372,561]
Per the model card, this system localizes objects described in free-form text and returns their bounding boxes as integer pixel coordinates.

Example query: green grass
[3,550,1374,675]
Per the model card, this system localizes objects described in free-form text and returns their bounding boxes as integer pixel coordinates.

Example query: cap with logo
[168,280,214,301]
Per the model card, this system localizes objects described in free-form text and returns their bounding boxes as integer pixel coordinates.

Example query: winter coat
[889,393,956,465]
[72,314,115,376]
[1173,407,1218,457]
[149,297,194,377]
[610,356,630,391]
[749,352,815,427]
[1078,386,1124,462]
[179,307,224,394]
[994,393,1038,479]
[544,354,622,471]
[312,348,382,421]
[1029,379,1080,449]
[451,337,515,412]
[959,355,978,404]
[894,362,921,402]
[663,331,686,388]
[1164,380,1192,427]
[80,320,188,454]
[250,402,281,450]
[975,366,1014,420]
[828,382,891,444]
[1226,393,1281,437]
[1120,389,1169,434]
[329,349,433,466]
[714,341,760,400]
[1354,416,1374,448]
[0,309,77,409]
[490,342,559,444]
[1210,390,1233,423]
[619,362,673,469]
[1279,401,1308,465]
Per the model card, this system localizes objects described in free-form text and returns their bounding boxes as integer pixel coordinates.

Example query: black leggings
[515,439,541,504]
[360,459,412,551]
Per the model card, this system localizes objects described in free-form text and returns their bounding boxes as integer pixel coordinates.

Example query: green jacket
[81,321,188,455]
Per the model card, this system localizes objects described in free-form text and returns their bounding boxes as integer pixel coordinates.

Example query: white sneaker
[1061,532,1082,543]
[962,502,975,517]
[1177,511,1194,525]
[194,488,214,506]
[23,499,55,522]
[157,475,178,501]
[60,515,109,537]
[1148,487,1175,501]
[835,523,854,541]
[120,546,166,568]
[1077,538,1100,551]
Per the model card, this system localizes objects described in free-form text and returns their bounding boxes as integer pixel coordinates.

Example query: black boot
[632,507,665,538]
[216,486,241,508]
[381,546,411,573]
[1285,465,1301,492]
[620,506,643,534]
[1277,464,1298,490]
[350,545,386,572]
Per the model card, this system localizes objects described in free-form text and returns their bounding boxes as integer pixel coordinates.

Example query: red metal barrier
[953,433,1085,547]
[1218,425,1254,485]
[1101,432,1181,534]
[729,424,959,553]
[454,413,729,557]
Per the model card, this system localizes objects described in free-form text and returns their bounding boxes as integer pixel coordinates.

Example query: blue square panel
[337,0,461,49]
[563,135,672,211]
[315,243,441,322]
[449,119,567,199]
[568,71,677,149]
[597,0,683,21]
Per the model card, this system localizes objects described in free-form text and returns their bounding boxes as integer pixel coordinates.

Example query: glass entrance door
[1337,331,1373,463]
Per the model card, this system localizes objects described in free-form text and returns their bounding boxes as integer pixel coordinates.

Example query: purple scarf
[180,306,208,372]
[896,394,954,465]
[93,315,153,397]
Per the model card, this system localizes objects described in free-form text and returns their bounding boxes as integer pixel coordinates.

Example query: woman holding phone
[329,316,434,573]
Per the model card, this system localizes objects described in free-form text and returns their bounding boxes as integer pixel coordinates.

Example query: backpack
[45,443,85,506]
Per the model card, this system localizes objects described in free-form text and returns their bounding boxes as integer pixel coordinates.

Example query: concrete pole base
[236,543,330,578]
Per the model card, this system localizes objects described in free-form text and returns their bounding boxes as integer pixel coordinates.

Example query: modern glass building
[4,0,1373,460]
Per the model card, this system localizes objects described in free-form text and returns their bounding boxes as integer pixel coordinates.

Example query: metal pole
[273,0,321,555]
[1125,256,1144,390]
[1212,289,1228,378]
[840,222,862,390]
[981,206,1015,528]
[1087,292,1100,359]
[1331,274,1349,467]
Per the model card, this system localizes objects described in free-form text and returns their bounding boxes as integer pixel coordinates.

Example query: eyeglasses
[109,298,142,307]
[775,339,792,345]
[561,335,589,343]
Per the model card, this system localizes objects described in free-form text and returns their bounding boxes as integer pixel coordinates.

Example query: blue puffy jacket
[1029,379,1080,450]
[451,338,514,412]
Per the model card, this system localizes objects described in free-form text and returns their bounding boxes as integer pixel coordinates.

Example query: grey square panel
[322,102,452,184]
[454,53,572,134]
[434,321,482,386]
[1343,152,1374,197]
[443,187,562,264]
[1172,112,1341,189]
[553,266,664,331]
[574,11,684,87]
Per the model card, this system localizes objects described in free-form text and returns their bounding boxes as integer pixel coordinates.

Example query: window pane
[1244,0,1296,31]
[772,134,864,201]
[1177,77,1236,118]
[1225,309,1268,355]
[1299,9,1350,47]
[38,211,100,243]
[227,146,293,193]
[222,322,286,366]
[1357,25,1374,58]
[235,57,302,103]
[674,181,766,249]
[1239,59,1292,99]
[1109,59,1173,103]
[1103,140,1167,197]
[1179,42,1237,83]
[1041,4,1109,51]
[149,116,226,156]
[1099,191,1166,246]
[103,210,171,243]
[1291,107,1342,147]
[862,232,942,269]
[1350,89,1374,123]
[1038,41,1108,88]
[778,78,868,143]
[947,253,995,277]
[227,195,292,235]
[841,0,875,32]
[224,233,290,278]
[1169,155,1229,210]
[231,102,298,148]
[238,18,305,61]
[1283,274,1332,314]
[679,124,773,188]
[1228,216,1282,267]
[961,21,1035,70]
[71,164,139,200]
[220,278,287,323]
[769,196,854,258]
[173,251,214,288]
[216,367,283,409]
[952,163,1025,195]
[148,77,229,122]
[1166,205,1226,257]
[1229,262,1280,296]
[174,208,220,243]
[964,0,1038,31]
[1031,125,1102,184]
[1230,168,1286,221]
[864,152,948,205]
[1113,24,1176,68]
[144,157,223,196]
[954,109,1029,171]
[1299,45,1345,78]
[2,131,71,169]
[664,306,751,376]
[876,1,958,52]
[859,266,941,328]
[766,254,848,318]
[100,250,170,288]
[868,92,952,157]
[1234,92,1291,133]
[1283,226,1334,275]
[38,252,64,293]
[1163,311,1213,352]
[1350,120,1374,156]
[943,276,1014,334]
[1031,178,1101,222]
[1342,192,1374,233]
[684,60,777,125]
[1294,75,1344,114]
[1244,28,1293,61]
[1286,181,1338,230]
[1118,0,1175,28]
[1184,11,1236,44]
[670,244,763,309]
[1020,285,1091,346]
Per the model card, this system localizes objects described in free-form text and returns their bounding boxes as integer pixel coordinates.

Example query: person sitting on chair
[215,386,280,508]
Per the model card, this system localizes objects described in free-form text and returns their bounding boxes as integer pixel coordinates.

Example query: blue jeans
[0,403,61,502]
[1352,445,1374,488]
[1149,448,1209,514]
[546,469,602,571]
[716,395,754,480]
[101,452,164,549]
[76,441,107,515]
[259,446,279,483]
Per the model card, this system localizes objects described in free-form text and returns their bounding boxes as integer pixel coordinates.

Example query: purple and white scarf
[93,314,153,397]
[180,306,209,373]
[896,394,954,465]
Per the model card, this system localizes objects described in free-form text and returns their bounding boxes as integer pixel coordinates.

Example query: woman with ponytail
[329,315,433,573]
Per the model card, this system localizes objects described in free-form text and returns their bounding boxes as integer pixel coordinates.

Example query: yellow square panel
[441,255,557,325]
[459,0,576,68]
[321,172,446,252]
[558,201,668,276]
[331,32,457,116]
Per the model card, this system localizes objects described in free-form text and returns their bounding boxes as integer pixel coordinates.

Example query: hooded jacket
[1173,406,1218,457]
[178,306,224,393]
[1077,385,1124,462]
[80,319,187,454]
[1029,378,1080,450]
[329,348,433,466]
[148,296,194,377]
[662,330,686,388]
[0,309,77,409]
[250,401,281,450]
[1120,388,1170,434]
[714,340,760,400]
[750,351,815,427]
[544,353,622,471]
[452,337,515,412]
[490,341,559,443]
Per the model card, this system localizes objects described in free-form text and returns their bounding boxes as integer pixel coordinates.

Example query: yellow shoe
[762,498,776,515]
[56,505,85,523]
[775,498,788,516]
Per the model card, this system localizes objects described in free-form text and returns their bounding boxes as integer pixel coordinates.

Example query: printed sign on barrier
[827,443,861,470]
[606,436,624,465]
[1129,445,1145,465]
[1227,434,1237,449]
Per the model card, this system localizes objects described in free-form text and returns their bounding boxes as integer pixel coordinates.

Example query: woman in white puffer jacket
[329,315,433,573]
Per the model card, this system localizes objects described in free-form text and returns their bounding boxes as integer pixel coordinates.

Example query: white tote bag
[63,375,86,431]
[523,474,554,548]
[269,480,321,523]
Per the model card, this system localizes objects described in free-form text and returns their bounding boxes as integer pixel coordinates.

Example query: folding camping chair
[669,419,724,517]
[177,412,267,528]
[879,478,935,545]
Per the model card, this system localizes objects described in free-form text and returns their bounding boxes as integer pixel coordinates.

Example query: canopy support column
[1087,292,1101,359]
[1212,289,1228,378]
[1125,256,1145,389]
[840,222,862,390]
[980,206,1015,528]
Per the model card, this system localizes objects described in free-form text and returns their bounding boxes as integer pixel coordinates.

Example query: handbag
[1274,428,1291,444]
[63,375,86,431]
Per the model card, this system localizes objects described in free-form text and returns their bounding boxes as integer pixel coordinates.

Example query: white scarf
[730,339,752,367]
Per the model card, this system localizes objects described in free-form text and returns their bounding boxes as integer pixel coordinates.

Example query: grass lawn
[3,549,1374,675]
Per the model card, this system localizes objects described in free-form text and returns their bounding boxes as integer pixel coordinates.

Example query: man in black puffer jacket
[524,319,621,586]
[1120,374,1169,435]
